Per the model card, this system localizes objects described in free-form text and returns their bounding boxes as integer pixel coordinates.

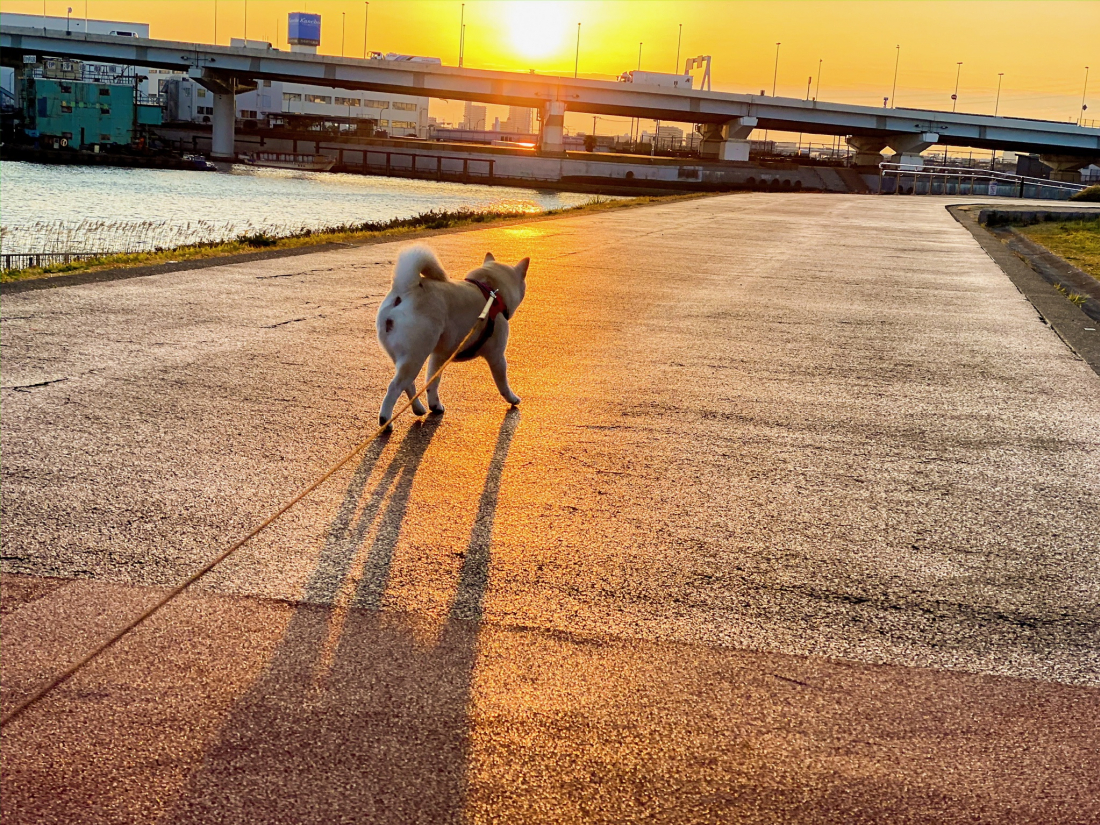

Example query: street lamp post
[213,0,217,45]
[772,42,780,96]
[341,12,345,56]
[637,42,642,71]
[458,4,465,67]
[815,58,822,100]
[951,61,962,112]
[994,72,1004,116]
[243,0,247,42]
[574,22,580,79]
[1080,66,1090,125]
[66,6,71,32]
[890,45,899,107]
[675,23,682,73]
[363,2,368,59]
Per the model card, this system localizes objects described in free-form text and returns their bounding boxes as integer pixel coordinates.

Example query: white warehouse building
[161,36,430,138]
[163,69,429,139]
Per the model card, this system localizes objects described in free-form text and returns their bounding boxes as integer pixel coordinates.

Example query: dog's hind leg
[425,351,447,414]
[485,351,520,407]
[404,384,427,416]
[379,356,428,428]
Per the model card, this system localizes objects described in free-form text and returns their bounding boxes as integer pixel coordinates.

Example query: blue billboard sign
[288,12,321,46]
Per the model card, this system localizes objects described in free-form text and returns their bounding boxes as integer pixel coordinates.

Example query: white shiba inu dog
[375,245,530,426]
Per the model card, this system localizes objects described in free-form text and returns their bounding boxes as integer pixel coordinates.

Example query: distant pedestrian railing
[879,163,1087,200]
[337,149,495,182]
[1,252,109,272]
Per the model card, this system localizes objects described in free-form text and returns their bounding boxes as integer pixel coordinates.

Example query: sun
[504,1,570,62]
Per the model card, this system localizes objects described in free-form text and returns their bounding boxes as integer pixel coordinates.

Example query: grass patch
[1018,217,1100,283]
[1,193,705,284]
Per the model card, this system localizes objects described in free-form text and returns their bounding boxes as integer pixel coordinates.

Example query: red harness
[455,279,508,362]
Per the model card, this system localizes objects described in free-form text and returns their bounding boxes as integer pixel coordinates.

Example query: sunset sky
[2,1,1095,136]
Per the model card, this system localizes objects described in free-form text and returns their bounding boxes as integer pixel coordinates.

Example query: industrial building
[1,12,163,150]
[20,60,161,149]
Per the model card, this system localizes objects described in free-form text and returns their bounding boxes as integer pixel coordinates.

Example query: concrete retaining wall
[156,124,871,194]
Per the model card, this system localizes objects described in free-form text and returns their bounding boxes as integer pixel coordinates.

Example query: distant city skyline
[1,0,1094,134]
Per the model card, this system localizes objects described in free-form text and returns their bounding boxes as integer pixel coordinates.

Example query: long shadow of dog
[165,410,520,824]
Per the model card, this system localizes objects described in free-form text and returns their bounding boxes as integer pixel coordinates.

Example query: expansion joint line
[0,292,499,729]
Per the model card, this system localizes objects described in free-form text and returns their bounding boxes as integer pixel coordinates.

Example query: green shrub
[1070,184,1100,202]
[236,232,278,247]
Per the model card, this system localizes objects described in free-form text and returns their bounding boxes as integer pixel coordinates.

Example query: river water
[0,161,600,255]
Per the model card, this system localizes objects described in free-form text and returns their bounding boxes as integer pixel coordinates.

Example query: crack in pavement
[2,377,69,392]
[262,317,309,329]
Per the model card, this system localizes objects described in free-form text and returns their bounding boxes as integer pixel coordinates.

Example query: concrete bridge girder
[4,26,1099,163]
[699,117,758,162]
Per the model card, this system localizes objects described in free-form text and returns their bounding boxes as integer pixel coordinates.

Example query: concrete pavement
[3,194,1099,823]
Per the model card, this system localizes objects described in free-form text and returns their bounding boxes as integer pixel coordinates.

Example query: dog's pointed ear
[515,257,530,279]
[484,251,495,263]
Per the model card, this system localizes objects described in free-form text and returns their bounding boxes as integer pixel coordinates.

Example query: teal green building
[24,77,161,147]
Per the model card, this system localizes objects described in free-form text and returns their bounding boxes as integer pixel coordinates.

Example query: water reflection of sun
[504,1,570,62]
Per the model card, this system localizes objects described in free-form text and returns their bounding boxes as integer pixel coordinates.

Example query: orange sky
[3,0,1096,135]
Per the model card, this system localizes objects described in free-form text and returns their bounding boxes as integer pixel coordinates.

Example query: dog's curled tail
[392,245,448,293]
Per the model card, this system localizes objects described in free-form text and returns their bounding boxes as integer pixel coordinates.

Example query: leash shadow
[162,410,520,825]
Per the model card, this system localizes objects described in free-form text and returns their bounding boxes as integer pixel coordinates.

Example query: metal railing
[879,162,1087,200]
[1,252,110,272]
[353,150,495,182]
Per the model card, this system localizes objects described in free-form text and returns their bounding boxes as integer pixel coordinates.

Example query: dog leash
[1,290,500,729]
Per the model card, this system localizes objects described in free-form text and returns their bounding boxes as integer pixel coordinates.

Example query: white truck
[616,70,693,90]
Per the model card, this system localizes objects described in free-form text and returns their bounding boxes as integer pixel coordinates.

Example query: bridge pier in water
[538,101,567,154]
[211,92,236,161]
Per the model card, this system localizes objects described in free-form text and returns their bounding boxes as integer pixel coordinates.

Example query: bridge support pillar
[846,136,889,168]
[1039,154,1093,183]
[539,101,567,154]
[698,117,758,162]
[211,92,236,161]
[886,132,938,169]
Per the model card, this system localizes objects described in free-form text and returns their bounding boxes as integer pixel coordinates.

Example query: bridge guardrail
[879,162,1086,200]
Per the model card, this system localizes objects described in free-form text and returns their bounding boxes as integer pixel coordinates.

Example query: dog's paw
[378,415,393,431]
[429,403,445,415]
[506,395,521,407]
[411,399,427,416]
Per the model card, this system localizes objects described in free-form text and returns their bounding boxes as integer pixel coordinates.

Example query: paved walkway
[3,194,1098,823]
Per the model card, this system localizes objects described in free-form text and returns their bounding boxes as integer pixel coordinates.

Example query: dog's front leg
[485,351,520,407]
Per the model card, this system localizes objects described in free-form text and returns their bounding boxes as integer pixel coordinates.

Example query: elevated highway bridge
[3,24,1097,176]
